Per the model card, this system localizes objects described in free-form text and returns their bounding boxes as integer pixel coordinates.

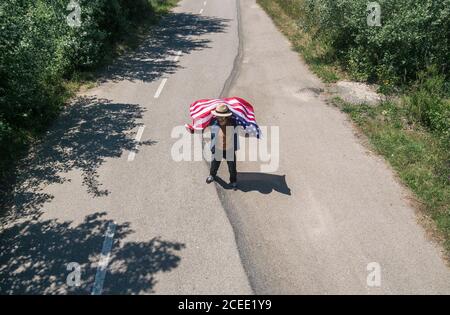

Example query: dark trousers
[210,150,237,183]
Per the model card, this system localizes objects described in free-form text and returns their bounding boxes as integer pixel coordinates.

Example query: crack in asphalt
[210,0,258,295]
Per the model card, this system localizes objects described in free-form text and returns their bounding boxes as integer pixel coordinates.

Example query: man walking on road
[206,104,239,189]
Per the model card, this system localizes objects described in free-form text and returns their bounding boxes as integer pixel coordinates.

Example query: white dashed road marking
[127,126,145,162]
[154,78,168,99]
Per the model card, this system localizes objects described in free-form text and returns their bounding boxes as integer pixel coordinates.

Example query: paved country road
[1,0,450,294]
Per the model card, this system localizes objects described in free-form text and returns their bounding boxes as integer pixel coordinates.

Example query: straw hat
[212,103,232,117]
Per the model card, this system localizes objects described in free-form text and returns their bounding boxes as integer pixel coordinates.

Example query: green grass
[151,0,179,14]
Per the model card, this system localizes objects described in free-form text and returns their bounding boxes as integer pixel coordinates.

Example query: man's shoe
[231,182,237,190]
[206,175,215,184]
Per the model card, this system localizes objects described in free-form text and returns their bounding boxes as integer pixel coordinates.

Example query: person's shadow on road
[215,172,291,195]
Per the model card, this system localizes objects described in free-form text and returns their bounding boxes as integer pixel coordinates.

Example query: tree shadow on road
[215,173,291,195]
[0,97,157,223]
[100,12,230,83]
[0,212,185,294]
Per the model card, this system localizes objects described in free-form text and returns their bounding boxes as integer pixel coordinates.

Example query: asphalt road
[1,0,450,294]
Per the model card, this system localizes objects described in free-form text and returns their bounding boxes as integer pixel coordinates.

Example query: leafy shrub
[404,69,450,143]
[275,0,450,87]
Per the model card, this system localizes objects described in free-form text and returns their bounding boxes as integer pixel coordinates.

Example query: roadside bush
[276,0,450,87]
[404,69,450,144]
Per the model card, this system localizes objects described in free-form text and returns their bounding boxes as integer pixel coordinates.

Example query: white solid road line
[127,126,145,162]
[204,1,207,5]
[91,221,116,295]
[154,78,168,98]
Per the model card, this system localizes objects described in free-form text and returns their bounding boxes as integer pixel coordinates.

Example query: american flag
[185,97,261,138]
